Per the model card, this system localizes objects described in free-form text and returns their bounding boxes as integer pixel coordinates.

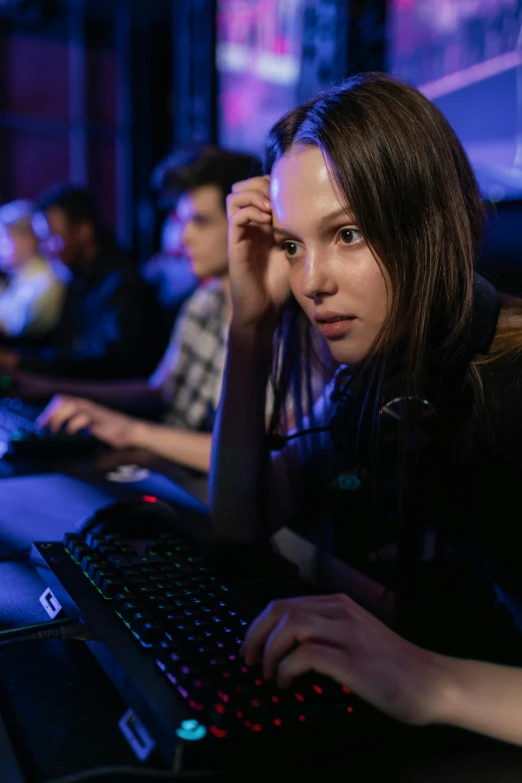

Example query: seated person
[31,146,263,474]
[0,200,64,339]
[210,75,522,745]
[0,184,154,379]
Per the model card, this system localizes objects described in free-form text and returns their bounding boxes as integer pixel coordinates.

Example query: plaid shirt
[150,280,227,432]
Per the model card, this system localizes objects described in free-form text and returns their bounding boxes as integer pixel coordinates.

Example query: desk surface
[0,446,211,781]
[0,444,209,503]
[1,450,522,781]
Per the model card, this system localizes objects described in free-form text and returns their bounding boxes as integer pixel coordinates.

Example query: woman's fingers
[228,186,271,207]
[230,205,272,229]
[276,641,349,689]
[227,189,272,219]
[240,590,445,727]
[242,596,343,666]
[231,176,271,196]
[262,611,344,680]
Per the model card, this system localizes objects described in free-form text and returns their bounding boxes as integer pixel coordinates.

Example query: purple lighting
[389,0,522,201]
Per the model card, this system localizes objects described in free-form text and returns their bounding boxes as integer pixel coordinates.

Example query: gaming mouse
[77,498,186,539]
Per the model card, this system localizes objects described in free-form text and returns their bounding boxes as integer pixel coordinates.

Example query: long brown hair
[476,295,522,367]
[263,73,522,436]
[263,74,522,625]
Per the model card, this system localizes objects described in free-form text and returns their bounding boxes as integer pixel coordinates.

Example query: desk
[1,451,522,781]
[0,445,211,781]
[0,444,209,504]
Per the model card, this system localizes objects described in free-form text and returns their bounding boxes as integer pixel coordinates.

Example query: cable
[268,425,330,450]
[43,764,219,782]
[0,617,72,642]
[0,621,95,649]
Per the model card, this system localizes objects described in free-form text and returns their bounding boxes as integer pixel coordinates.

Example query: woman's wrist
[229,318,275,355]
[423,652,466,728]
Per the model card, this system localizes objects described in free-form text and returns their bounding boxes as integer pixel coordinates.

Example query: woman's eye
[339,228,362,245]
[282,241,299,258]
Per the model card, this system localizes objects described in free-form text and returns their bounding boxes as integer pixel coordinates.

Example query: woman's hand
[227,175,291,331]
[37,395,144,449]
[241,593,449,726]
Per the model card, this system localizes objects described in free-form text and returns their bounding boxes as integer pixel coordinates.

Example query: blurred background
[0,0,521,287]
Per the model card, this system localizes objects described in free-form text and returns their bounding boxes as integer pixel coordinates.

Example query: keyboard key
[136,585,160,596]
[64,534,84,554]
[81,553,103,572]
[94,569,116,588]
[98,544,120,556]
[130,556,167,566]
[87,561,104,580]
[127,576,150,587]
[121,600,147,621]
[114,591,136,612]
[139,620,166,645]
[108,554,134,569]
[72,544,90,563]
[101,577,124,598]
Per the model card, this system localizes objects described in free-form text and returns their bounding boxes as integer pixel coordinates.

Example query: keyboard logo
[119,708,156,761]
[39,587,63,620]
[175,719,207,741]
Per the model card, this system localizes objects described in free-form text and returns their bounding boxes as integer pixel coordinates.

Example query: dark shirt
[417,354,522,664]
[18,247,159,379]
[286,353,522,665]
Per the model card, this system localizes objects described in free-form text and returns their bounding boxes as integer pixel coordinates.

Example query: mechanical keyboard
[31,515,362,774]
[0,398,97,457]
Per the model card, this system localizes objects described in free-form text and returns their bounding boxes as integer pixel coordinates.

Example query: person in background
[0,184,155,379]
[0,200,64,339]
[32,146,262,473]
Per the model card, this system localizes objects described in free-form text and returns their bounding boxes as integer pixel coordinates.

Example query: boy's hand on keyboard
[38,394,144,449]
[241,593,449,727]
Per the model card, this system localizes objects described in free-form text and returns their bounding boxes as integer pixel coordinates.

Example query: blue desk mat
[0,471,209,556]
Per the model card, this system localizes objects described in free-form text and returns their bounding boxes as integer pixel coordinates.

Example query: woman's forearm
[435,654,522,745]
[209,324,273,541]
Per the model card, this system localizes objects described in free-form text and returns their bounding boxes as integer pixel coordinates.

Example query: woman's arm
[437,656,522,745]
[241,593,522,746]
[209,324,298,541]
[209,175,296,541]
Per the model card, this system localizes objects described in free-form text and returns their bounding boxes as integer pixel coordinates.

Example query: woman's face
[270,145,389,365]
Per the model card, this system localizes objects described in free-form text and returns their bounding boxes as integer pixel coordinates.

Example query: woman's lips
[314,314,356,339]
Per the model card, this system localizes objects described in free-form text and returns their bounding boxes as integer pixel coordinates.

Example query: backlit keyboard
[0,398,96,457]
[31,522,358,772]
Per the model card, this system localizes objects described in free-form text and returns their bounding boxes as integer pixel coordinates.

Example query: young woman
[209,73,522,745]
